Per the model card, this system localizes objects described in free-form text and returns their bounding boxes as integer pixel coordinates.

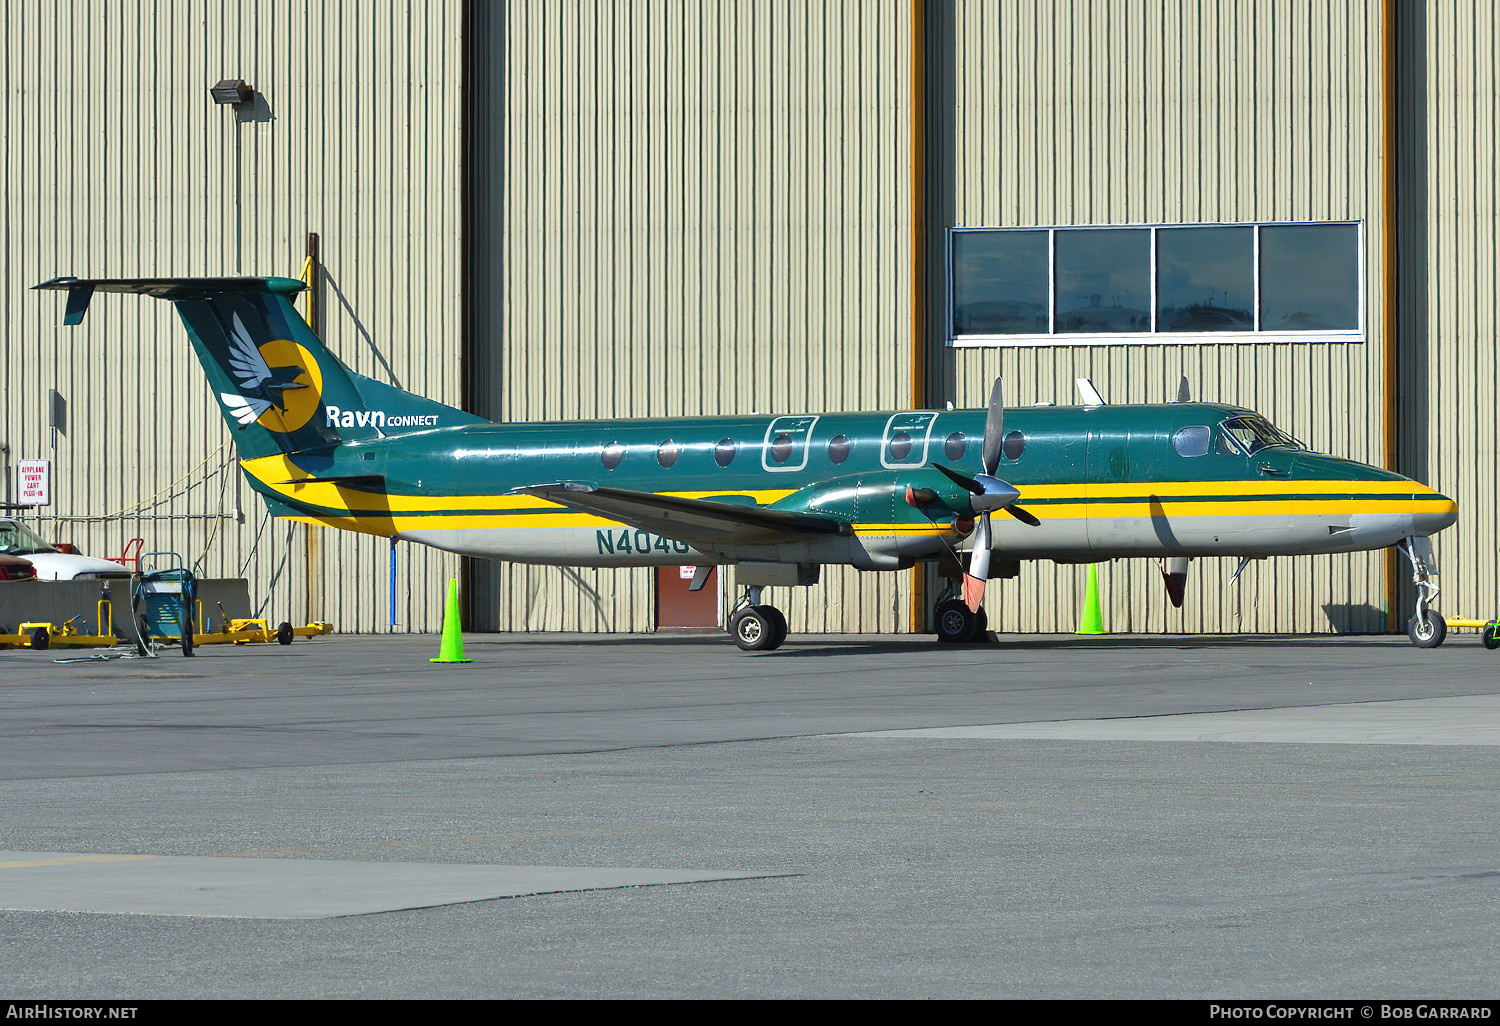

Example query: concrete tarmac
[1,631,1498,998]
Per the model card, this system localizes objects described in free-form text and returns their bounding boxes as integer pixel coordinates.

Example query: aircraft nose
[1412,486,1457,537]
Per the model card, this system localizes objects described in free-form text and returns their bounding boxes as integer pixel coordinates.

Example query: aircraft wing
[512,482,852,545]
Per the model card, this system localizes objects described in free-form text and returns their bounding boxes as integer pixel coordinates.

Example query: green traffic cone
[431,576,472,663]
[1075,563,1105,635]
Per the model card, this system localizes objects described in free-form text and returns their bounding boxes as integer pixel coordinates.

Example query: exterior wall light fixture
[209,79,254,107]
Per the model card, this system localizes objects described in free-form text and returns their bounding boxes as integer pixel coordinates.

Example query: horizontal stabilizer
[513,482,851,546]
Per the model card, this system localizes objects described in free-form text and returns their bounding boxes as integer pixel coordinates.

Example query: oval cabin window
[770,433,794,464]
[714,438,738,468]
[657,439,679,468]
[601,442,625,470]
[888,431,913,461]
[1002,430,1026,461]
[944,431,967,461]
[827,434,852,464]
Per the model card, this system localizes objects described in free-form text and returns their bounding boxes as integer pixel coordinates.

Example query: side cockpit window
[1172,425,1211,457]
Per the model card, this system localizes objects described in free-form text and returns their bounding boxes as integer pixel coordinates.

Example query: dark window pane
[943,431,967,461]
[1002,431,1026,461]
[1054,229,1151,333]
[714,438,737,468]
[601,442,624,470]
[1156,227,1254,331]
[657,439,679,468]
[1259,224,1360,331]
[951,230,1049,335]
[770,433,794,464]
[888,431,913,462]
[827,435,852,464]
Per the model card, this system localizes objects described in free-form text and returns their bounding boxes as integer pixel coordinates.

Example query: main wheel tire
[760,605,788,650]
[1408,611,1447,649]
[934,599,980,644]
[277,622,295,646]
[730,607,779,652]
[29,627,49,651]
[1482,626,1500,651]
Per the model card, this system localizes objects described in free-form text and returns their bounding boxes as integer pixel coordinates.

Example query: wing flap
[513,482,851,545]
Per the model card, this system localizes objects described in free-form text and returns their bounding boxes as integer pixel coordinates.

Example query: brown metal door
[655,565,719,629]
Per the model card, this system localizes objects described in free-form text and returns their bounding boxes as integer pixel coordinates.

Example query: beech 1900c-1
[35,276,1458,651]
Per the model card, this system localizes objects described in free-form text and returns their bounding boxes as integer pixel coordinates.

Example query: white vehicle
[0,519,133,581]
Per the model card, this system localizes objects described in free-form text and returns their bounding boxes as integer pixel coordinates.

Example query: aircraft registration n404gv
[35,276,1457,651]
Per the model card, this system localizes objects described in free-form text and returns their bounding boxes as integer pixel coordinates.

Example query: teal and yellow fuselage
[239,403,1456,568]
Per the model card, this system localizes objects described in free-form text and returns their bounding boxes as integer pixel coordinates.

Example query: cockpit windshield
[1217,415,1300,456]
[0,521,56,556]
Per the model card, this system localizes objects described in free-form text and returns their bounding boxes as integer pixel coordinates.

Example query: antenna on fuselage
[1076,378,1104,407]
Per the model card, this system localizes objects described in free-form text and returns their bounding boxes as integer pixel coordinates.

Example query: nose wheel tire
[729,604,787,652]
[1408,611,1447,649]
[935,599,985,643]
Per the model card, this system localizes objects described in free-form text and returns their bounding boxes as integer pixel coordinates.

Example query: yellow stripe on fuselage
[249,452,1448,538]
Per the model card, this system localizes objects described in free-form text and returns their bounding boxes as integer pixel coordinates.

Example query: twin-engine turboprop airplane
[35,276,1459,650]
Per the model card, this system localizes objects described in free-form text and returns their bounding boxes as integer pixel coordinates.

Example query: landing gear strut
[728,586,788,652]
[1401,537,1446,648]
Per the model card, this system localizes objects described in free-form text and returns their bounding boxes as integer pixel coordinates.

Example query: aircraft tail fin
[33,276,483,461]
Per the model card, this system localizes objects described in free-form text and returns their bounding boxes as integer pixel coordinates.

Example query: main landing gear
[934,597,987,643]
[1401,536,1446,649]
[728,586,788,652]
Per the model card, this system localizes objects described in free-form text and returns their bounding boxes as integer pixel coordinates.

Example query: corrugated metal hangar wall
[4,1,1496,636]
[3,1,464,632]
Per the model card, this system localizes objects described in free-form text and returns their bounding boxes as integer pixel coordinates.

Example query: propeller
[934,378,1039,612]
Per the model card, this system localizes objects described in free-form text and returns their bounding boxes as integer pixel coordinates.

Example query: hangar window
[949,221,1362,347]
[601,442,625,470]
[714,438,738,468]
[1172,425,1212,457]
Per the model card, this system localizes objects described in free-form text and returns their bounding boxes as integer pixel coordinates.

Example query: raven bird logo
[218,313,319,432]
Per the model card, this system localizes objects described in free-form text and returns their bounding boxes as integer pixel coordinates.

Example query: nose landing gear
[1400,537,1446,648]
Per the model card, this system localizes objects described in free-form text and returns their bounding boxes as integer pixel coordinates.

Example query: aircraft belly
[1085,511,1415,557]
[985,515,1091,559]
[397,526,716,566]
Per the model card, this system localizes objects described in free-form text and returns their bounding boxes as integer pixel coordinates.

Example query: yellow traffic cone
[1075,563,1105,635]
[430,577,472,663]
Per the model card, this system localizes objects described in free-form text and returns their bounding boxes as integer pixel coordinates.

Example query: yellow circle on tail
[254,340,324,433]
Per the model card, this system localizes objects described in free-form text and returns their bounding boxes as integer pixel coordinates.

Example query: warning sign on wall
[16,460,50,506]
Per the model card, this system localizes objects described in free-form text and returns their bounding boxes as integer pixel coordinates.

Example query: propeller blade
[932,461,983,495]
[1004,504,1041,527]
[964,513,992,612]
[981,378,1005,476]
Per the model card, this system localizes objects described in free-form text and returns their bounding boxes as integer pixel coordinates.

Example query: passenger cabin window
[601,442,625,470]
[827,435,852,464]
[657,440,679,468]
[714,438,737,468]
[944,431,967,461]
[1172,426,1211,457]
[1002,430,1026,461]
[769,433,794,464]
[888,431,913,461]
